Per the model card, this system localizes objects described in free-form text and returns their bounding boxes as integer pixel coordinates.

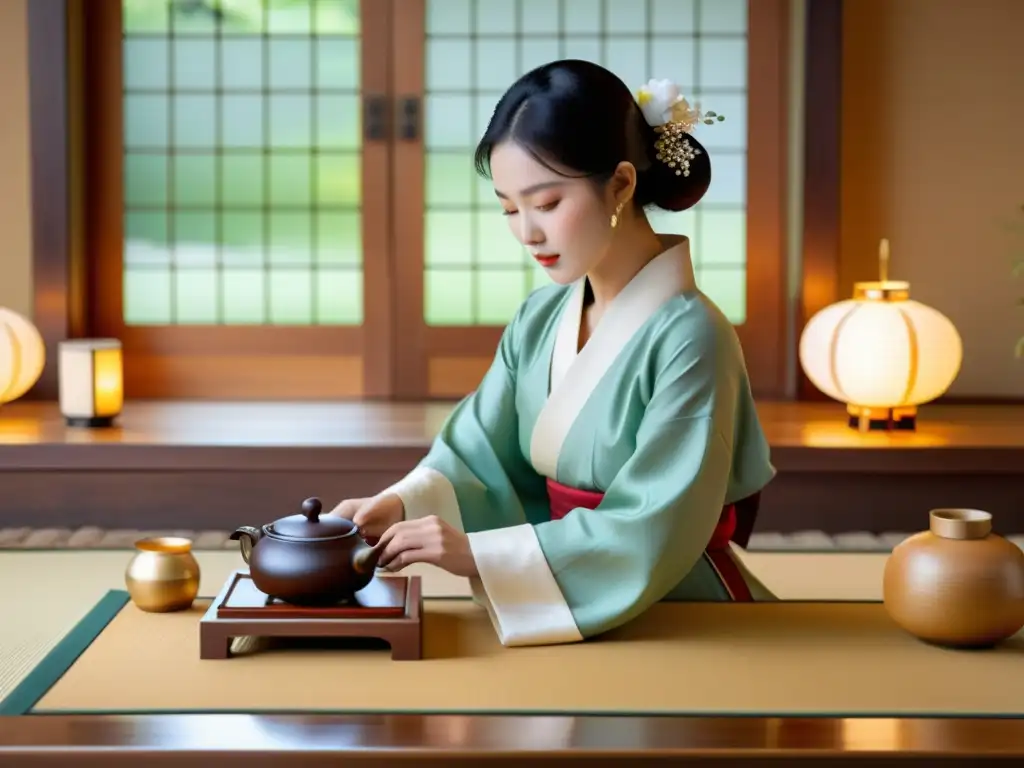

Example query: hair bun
[648,132,711,212]
[636,128,711,212]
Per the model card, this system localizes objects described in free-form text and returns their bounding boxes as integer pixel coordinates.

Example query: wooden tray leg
[200,626,231,660]
[387,626,422,661]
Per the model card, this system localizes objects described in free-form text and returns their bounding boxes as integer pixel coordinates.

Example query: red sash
[545,478,754,602]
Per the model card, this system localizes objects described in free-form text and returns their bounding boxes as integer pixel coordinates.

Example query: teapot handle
[228,526,263,565]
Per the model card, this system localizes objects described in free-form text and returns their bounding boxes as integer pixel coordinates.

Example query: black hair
[473,59,711,213]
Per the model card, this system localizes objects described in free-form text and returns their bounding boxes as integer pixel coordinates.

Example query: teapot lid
[267,498,356,540]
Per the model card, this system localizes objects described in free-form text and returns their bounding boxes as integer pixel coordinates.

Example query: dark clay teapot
[229,497,384,606]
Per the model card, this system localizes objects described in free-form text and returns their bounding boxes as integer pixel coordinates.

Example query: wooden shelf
[1,400,1022,535]
[1,400,1022,471]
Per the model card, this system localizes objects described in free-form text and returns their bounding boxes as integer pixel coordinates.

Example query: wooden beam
[798,0,843,400]
[26,0,73,401]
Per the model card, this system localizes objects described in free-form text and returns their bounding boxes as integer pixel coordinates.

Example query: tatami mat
[0,548,891,706]
[0,550,467,705]
[0,550,233,704]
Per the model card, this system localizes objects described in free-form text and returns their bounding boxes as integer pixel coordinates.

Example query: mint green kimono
[386,235,776,647]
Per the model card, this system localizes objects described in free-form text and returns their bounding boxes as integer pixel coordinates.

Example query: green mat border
[0,589,131,715]
[1,589,1021,720]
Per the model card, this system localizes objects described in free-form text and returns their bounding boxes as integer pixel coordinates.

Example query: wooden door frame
[25,0,846,403]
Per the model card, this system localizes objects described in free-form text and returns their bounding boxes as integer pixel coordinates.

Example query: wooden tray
[199,570,423,661]
[216,571,407,619]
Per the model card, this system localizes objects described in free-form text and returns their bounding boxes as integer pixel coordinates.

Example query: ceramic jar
[883,508,1024,647]
[125,536,201,612]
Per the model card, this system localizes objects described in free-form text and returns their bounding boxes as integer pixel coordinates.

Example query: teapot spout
[228,526,263,565]
[352,539,385,575]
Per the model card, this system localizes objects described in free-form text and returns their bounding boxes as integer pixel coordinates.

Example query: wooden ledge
[1,401,1022,534]
[0,401,1022,474]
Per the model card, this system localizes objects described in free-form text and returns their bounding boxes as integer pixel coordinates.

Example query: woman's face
[488,141,617,285]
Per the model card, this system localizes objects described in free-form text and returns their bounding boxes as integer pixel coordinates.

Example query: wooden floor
[1,400,1022,534]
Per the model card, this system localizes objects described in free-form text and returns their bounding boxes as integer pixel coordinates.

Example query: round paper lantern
[799,240,963,431]
[0,307,46,404]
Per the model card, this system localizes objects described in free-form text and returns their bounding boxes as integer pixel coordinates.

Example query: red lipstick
[533,254,560,267]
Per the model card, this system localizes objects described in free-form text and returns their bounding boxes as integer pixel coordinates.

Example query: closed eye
[502,200,560,216]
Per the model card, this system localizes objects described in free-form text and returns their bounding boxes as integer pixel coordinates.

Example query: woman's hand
[374,515,479,578]
[327,492,404,543]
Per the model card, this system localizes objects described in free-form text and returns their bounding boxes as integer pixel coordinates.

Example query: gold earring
[610,201,625,228]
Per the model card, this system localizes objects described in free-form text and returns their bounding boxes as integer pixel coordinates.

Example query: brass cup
[125,536,201,612]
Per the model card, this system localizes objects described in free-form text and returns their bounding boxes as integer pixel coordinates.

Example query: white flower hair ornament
[636,78,724,177]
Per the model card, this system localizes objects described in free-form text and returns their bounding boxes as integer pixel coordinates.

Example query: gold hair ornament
[636,78,724,177]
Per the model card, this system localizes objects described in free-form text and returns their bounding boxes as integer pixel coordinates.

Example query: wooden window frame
[392,0,795,399]
[25,0,845,403]
[74,0,395,400]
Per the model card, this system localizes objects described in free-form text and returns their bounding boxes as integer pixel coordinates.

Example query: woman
[331,60,777,647]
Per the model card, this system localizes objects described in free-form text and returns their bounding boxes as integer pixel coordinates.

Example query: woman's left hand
[374,515,479,578]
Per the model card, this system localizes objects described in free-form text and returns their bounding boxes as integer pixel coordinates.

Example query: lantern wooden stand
[846,405,918,432]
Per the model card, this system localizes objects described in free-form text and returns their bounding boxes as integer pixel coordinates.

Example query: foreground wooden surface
[1,400,1023,534]
[2,714,1024,765]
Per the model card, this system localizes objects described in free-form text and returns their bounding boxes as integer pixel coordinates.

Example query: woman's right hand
[327,492,404,543]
